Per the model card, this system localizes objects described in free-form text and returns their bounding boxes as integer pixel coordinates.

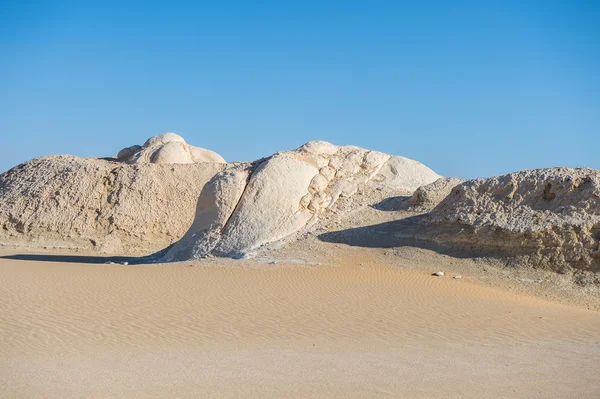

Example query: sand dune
[1,247,599,398]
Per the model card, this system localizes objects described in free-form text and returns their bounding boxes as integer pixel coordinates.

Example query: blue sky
[1,1,598,178]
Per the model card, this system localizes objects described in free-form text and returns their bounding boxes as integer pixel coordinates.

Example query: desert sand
[1,243,599,399]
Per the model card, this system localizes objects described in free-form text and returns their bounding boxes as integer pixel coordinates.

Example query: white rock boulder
[372,156,442,192]
[118,133,226,164]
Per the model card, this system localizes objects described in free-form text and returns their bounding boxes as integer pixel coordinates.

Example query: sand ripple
[1,250,600,398]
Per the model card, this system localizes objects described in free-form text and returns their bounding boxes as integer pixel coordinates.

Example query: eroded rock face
[118,133,226,164]
[162,141,441,260]
[409,177,464,210]
[426,168,600,273]
[371,156,443,192]
[214,153,318,257]
[0,139,441,259]
[160,163,254,261]
[0,155,225,253]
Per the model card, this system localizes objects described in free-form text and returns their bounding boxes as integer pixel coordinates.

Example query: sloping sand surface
[1,248,599,398]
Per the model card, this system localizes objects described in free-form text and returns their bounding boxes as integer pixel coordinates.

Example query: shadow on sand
[317,215,481,260]
[369,195,411,212]
[0,254,139,264]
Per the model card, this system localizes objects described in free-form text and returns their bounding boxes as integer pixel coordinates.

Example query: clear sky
[1,1,598,178]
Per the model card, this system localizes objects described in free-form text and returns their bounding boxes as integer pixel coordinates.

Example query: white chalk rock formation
[117,133,226,164]
[0,155,225,254]
[162,141,441,261]
[0,139,440,259]
[371,156,443,192]
[426,168,600,274]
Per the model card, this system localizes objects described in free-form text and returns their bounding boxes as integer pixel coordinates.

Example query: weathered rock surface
[162,141,441,260]
[425,168,600,273]
[0,139,441,259]
[0,155,225,253]
[371,156,444,192]
[118,133,226,164]
[159,163,254,260]
[409,177,464,210]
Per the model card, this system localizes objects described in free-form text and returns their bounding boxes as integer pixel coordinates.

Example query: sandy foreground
[1,246,599,399]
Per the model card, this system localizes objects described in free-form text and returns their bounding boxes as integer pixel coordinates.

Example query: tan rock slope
[407,168,600,276]
[160,141,441,260]
[0,155,225,254]
[0,133,229,254]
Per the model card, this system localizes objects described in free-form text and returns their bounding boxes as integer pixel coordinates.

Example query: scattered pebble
[104,261,115,265]
[121,261,129,265]
[433,271,444,277]
[454,275,462,279]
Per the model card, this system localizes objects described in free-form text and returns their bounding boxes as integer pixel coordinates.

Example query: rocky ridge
[0,137,441,258]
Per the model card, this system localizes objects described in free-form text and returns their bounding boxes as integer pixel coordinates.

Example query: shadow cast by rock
[0,254,139,264]
[317,215,487,260]
[370,196,411,211]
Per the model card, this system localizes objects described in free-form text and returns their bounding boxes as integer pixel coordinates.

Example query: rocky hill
[0,135,441,257]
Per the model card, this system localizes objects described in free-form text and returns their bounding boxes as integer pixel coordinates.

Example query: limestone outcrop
[424,168,600,273]
[0,138,441,259]
[117,133,226,164]
[0,155,225,253]
[161,141,441,260]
